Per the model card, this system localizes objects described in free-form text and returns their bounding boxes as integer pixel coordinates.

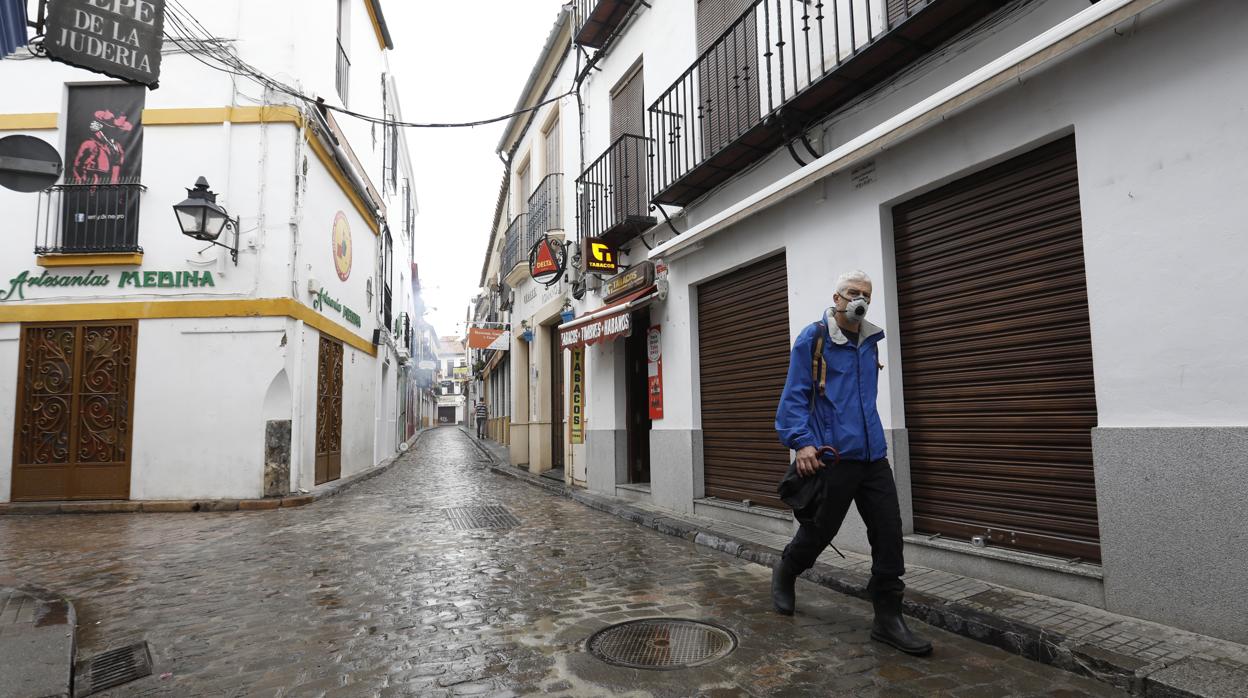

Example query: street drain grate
[587,618,737,670]
[444,505,521,530]
[74,641,153,697]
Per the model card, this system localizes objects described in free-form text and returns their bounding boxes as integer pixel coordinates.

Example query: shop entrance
[11,321,138,501]
[549,325,565,471]
[624,307,652,483]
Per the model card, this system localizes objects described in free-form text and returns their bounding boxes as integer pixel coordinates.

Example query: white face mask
[843,297,869,322]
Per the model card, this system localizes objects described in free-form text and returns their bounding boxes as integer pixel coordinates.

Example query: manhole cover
[443,505,520,530]
[74,641,153,697]
[587,618,737,670]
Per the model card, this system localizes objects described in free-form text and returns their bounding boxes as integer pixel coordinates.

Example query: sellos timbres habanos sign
[44,0,167,88]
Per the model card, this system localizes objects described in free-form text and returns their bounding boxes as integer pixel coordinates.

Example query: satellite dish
[0,135,63,193]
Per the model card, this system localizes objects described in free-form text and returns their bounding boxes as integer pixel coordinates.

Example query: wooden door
[315,336,344,485]
[12,321,137,501]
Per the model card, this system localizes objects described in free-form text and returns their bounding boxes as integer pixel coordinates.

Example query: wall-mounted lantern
[173,176,239,265]
[560,300,575,324]
[520,319,533,343]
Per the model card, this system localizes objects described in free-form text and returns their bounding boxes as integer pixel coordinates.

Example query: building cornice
[0,298,377,355]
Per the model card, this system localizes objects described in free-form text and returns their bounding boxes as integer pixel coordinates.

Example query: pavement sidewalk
[467,433,1248,698]
[0,580,75,698]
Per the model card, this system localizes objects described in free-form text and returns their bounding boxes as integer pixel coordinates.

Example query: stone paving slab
[472,436,1248,697]
[0,427,1121,697]
[0,430,430,518]
[0,580,76,698]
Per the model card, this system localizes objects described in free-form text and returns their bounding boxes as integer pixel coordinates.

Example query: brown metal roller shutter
[697,0,760,156]
[892,135,1101,562]
[611,66,645,142]
[698,253,792,509]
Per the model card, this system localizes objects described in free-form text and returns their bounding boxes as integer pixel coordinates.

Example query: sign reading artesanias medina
[0,269,214,301]
[45,0,167,88]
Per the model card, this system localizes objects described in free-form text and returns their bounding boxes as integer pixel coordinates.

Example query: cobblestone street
[0,428,1120,697]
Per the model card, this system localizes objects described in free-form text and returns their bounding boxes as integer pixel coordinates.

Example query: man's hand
[795,445,824,477]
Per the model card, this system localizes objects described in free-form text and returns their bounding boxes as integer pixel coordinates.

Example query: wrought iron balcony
[502,213,530,275]
[526,173,563,244]
[573,0,637,49]
[648,0,1006,206]
[576,134,655,248]
[36,183,146,255]
[335,39,351,105]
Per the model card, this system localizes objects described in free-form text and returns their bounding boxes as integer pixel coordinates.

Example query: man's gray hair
[835,270,872,296]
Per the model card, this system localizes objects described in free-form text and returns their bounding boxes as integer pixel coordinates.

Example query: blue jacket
[775,311,888,462]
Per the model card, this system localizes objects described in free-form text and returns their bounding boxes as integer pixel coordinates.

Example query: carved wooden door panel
[315,336,344,485]
[12,322,137,501]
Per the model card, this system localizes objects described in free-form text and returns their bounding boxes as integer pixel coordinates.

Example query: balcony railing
[36,183,145,255]
[335,40,351,105]
[526,173,563,244]
[576,134,655,247]
[502,213,530,275]
[649,0,1002,205]
[383,283,393,334]
[573,0,637,49]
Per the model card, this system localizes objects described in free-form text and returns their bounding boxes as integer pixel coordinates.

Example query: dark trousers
[476,417,487,438]
[781,458,906,596]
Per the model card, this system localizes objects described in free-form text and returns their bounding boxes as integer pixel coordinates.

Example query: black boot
[870,591,932,656]
[771,560,798,615]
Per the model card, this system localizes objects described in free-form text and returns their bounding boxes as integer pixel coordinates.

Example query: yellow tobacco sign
[584,237,618,275]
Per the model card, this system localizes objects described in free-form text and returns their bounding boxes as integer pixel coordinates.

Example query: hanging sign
[583,237,618,275]
[467,327,511,351]
[603,261,654,302]
[332,212,353,281]
[647,325,664,420]
[528,235,567,286]
[44,0,167,88]
[569,347,585,444]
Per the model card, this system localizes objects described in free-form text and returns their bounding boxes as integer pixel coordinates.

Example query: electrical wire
[160,1,573,130]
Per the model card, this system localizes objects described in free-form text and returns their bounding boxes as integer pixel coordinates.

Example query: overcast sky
[385,1,567,339]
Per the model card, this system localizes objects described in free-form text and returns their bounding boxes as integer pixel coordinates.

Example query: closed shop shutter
[698,252,792,509]
[892,135,1101,562]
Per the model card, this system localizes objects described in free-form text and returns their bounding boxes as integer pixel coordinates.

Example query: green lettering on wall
[142,271,157,287]
[200,271,215,287]
[157,272,173,288]
[118,271,139,287]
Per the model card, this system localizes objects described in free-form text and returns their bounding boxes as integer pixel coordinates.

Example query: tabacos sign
[0,268,215,301]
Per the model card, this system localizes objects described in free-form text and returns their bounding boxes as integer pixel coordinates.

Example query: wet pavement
[0,427,1122,697]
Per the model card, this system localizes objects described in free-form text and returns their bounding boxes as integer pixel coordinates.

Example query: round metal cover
[587,618,737,670]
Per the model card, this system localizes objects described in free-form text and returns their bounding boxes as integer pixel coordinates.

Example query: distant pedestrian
[772,270,931,656]
[475,400,489,439]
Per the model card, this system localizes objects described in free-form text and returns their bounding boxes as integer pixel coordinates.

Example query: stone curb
[481,456,1242,697]
[0,429,430,517]
[0,578,76,698]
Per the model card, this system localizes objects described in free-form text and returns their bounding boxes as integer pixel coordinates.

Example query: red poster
[646,325,663,420]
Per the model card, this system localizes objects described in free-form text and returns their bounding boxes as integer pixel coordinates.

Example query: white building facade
[482,0,1248,644]
[0,0,420,502]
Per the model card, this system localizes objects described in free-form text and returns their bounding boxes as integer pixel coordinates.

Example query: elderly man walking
[772,270,931,656]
